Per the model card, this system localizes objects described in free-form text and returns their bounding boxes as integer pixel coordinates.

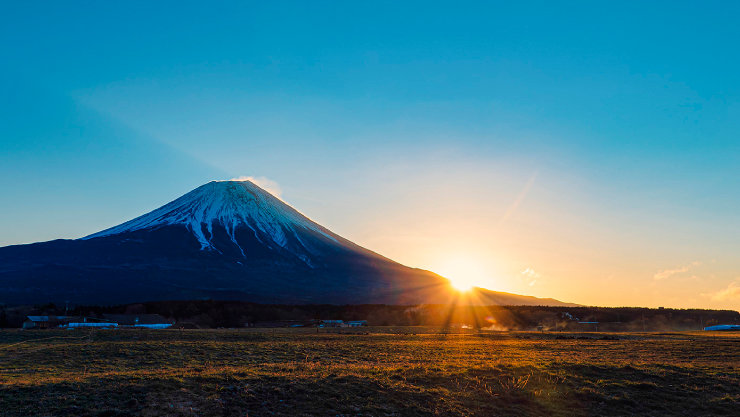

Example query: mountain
[0,180,575,306]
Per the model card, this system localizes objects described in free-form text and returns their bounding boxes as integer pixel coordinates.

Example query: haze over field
[1,2,739,309]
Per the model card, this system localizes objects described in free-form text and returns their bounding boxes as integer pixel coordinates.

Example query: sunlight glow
[450,279,474,292]
[434,256,492,293]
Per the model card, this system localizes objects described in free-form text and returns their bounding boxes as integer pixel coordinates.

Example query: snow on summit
[82,180,337,255]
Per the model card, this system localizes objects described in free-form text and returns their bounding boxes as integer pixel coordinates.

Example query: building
[22,314,172,329]
[23,316,118,329]
[704,324,740,331]
[23,316,75,329]
[318,320,344,328]
[67,317,118,328]
[318,319,368,328]
[102,314,173,329]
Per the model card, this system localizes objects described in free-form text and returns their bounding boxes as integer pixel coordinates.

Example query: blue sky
[1,2,738,308]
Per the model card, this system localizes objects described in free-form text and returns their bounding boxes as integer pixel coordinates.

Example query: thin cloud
[653,261,701,281]
[521,267,541,287]
[705,280,740,302]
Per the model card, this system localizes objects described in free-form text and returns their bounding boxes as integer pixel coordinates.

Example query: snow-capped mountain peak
[83,180,337,257]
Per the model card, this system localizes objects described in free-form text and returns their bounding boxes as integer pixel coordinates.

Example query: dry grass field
[0,328,738,416]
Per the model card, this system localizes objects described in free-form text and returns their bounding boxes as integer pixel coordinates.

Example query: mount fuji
[0,180,574,306]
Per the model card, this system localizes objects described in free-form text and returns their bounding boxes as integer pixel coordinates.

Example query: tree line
[2,300,737,331]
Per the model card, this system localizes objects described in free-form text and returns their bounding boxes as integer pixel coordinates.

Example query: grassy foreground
[0,328,738,416]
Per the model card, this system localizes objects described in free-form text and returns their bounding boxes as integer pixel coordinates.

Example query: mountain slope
[0,180,575,306]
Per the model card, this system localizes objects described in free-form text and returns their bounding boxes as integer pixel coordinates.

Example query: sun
[434,255,491,293]
[449,278,475,292]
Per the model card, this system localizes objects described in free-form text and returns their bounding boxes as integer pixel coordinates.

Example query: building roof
[704,324,740,331]
[102,314,171,325]
[26,316,73,322]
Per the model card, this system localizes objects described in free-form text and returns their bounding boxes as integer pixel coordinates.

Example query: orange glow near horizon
[434,255,492,294]
[450,280,474,292]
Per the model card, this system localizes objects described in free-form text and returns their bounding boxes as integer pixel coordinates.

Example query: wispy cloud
[704,280,740,302]
[231,176,282,198]
[521,267,541,287]
[653,261,701,281]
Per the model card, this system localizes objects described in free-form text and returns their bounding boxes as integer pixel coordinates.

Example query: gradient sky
[2,2,738,309]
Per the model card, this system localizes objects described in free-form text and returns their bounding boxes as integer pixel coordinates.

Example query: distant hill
[474,288,580,307]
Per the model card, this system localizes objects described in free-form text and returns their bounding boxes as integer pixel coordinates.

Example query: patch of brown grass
[0,329,737,416]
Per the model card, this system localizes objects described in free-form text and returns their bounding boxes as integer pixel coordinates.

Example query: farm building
[67,317,118,328]
[704,324,740,331]
[318,320,368,328]
[22,314,172,329]
[23,316,118,329]
[23,316,76,329]
[319,320,344,327]
[101,314,173,329]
